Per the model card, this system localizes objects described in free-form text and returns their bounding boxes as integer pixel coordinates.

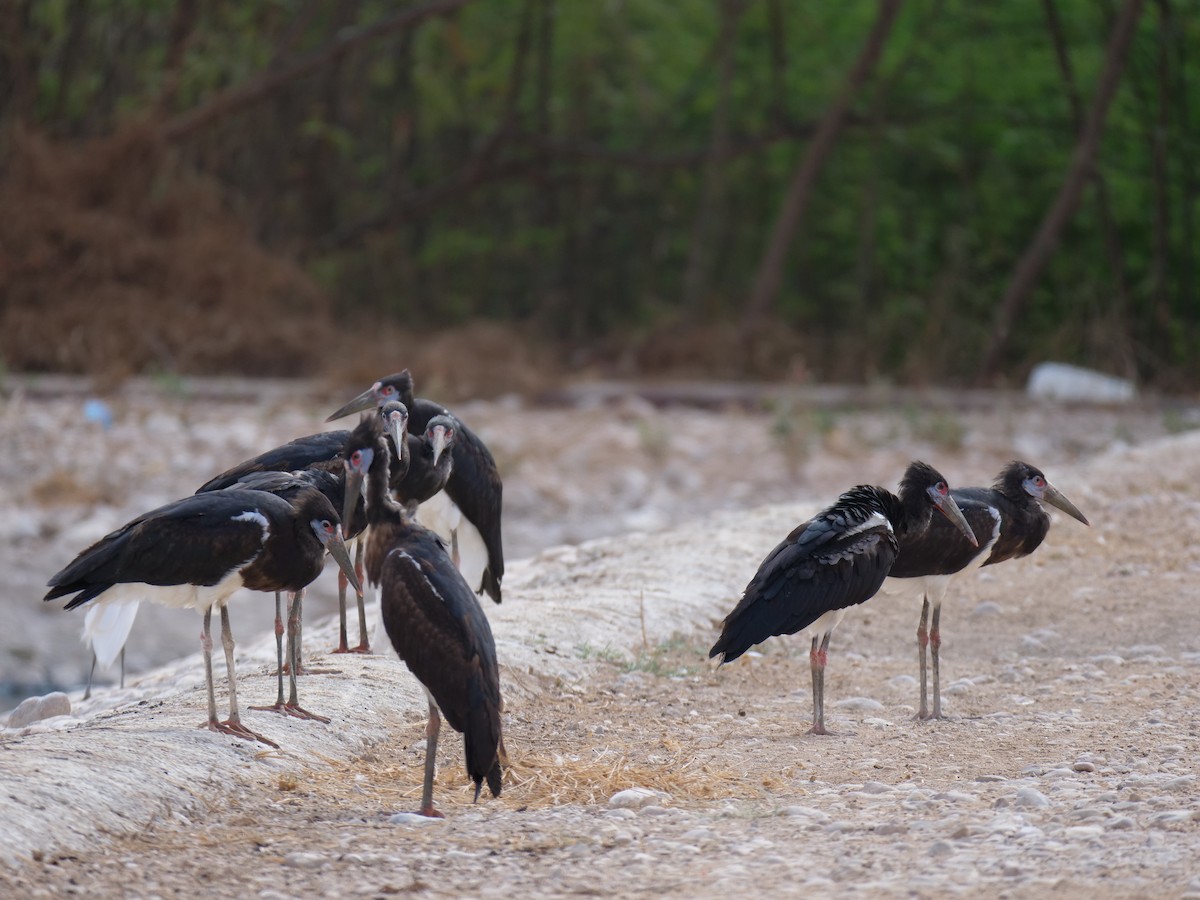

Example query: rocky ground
[1,376,1199,897]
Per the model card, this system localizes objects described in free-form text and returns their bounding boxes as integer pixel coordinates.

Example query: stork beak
[326,526,363,596]
[930,488,979,548]
[430,426,449,466]
[386,416,409,463]
[1041,482,1090,527]
[326,384,380,422]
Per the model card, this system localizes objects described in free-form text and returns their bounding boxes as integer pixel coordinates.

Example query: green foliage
[8,0,1200,385]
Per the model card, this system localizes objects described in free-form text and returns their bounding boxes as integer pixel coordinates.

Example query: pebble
[928,840,954,857]
[1150,810,1194,827]
[779,806,830,824]
[1063,826,1104,840]
[834,697,884,711]
[609,788,667,810]
[6,692,71,729]
[888,675,918,688]
[388,813,446,826]
[605,808,637,820]
[1162,775,1196,792]
[972,601,1003,617]
[283,852,326,869]
[858,782,892,795]
[1106,816,1136,830]
[1013,788,1051,809]
[1071,761,1096,773]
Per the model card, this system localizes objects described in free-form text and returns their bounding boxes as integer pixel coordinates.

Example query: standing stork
[327,370,504,604]
[197,404,409,654]
[343,415,503,816]
[709,461,977,735]
[45,487,361,746]
[887,460,1090,719]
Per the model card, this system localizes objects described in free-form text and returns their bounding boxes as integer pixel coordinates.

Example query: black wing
[410,400,504,603]
[45,490,282,609]
[888,496,999,578]
[378,524,503,799]
[197,431,349,492]
[710,510,897,663]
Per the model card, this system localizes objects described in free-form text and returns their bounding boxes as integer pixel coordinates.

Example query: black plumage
[710,461,977,735]
[327,370,504,604]
[395,414,456,511]
[45,486,360,746]
[344,416,503,815]
[887,460,1090,719]
[197,412,403,654]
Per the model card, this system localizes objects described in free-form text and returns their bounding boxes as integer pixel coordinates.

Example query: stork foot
[917,710,945,722]
[346,642,372,654]
[417,805,446,819]
[205,718,280,749]
[806,723,832,736]
[249,702,331,724]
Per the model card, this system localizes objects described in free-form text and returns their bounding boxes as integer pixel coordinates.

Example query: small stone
[1163,775,1196,792]
[874,823,908,836]
[1072,761,1096,773]
[387,813,445,826]
[859,781,892,794]
[1150,810,1194,827]
[1106,817,1136,830]
[639,805,671,817]
[779,806,830,824]
[283,852,326,869]
[928,840,954,857]
[6,693,71,729]
[834,697,884,711]
[888,675,918,688]
[605,808,637,820]
[1064,826,1104,840]
[972,601,1003,617]
[609,788,666,810]
[1014,787,1051,809]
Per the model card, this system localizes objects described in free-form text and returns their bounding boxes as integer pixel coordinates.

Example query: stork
[886,460,1090,719]
[343,415,503,816]
[327,370,504,604]
[197,404,409,654]
[709,461,977,735]
[45,487,361,746]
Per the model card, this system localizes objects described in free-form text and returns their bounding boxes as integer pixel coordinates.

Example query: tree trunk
[1042,0,1135,377]
[978,0,1147,381]
[742,0,905,329]
[681,0,745,320]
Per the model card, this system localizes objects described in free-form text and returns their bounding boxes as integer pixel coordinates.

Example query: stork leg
[351,538,371,653]
[808,633,832,736]
[118,647,125,689]
[252,591,328,720]
[450,529,461,569]
[930,601,944,720]
[207,605,278,748]
[84,653,97,701]
[917,595,931,720]
[418,698,445,818]
[332,565,351,653]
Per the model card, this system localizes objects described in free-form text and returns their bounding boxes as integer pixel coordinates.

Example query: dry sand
[1,377,1198,897]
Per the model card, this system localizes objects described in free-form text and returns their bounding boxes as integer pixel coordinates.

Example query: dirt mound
[0,126,330,382]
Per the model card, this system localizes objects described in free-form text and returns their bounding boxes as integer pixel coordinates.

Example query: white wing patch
[843,511,891,539]
[232,509,270,543]
[388,547,446,606]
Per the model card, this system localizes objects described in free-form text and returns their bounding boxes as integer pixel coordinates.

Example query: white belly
[82,600,141,670]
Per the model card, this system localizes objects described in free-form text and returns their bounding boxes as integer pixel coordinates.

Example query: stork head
[297,490,362,596]
[1006,461,1090,526]
[425,415,457,466]
[901,460,979,547]
[380,401,410,460]
[326,371,415,422]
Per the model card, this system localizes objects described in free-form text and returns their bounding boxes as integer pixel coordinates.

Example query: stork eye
[321,519,335,533]
[936,482,949,495]
[1034,476,1046,487]
[350,450,362,465]
[382,385,396,397]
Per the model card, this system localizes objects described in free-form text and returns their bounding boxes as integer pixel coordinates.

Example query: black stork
[395,414,456,515]
[196,406,409,655]
[45,486,361,746]
[886,460,1090,720]
[327,370,504,605]
[709,461,978,735]
[343,414,503,816]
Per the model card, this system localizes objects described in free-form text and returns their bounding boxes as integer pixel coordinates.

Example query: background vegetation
[1,0,1196,389]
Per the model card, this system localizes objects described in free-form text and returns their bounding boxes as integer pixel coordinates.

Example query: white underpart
[414,492,488,593]
[82,601,141,670]
[843,511,892,539]
[806,607,849,640]
[86,565,251,613]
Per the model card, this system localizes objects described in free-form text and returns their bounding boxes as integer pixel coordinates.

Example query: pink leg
[808,634,831,735]
[917,596,931,720]
[930,602,944,720]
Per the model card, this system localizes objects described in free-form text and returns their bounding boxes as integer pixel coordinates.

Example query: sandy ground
[1,376,1199,897]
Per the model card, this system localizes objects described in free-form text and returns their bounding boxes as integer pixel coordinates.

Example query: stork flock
[41,372,1090,818]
